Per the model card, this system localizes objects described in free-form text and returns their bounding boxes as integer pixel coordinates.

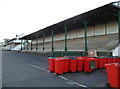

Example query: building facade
[20,2,120,56]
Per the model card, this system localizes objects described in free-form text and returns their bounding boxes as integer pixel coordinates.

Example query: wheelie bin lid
[62,58,69,59]
[97,56,104,58]
[48,57,56,59]
[70,57,76,60]
[105,63,120,68]
[76,57,84,59]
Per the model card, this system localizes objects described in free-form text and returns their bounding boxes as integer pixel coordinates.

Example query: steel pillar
[118,8,120,44]
[83,20,88,55]
[27,39,28,50]
[36,36,38,50]
[64,26,67,51]
[24,40,25,50]
[42,32,45,51]
[114,2,120,44]
[31,38,32,50]
[21,40,22,50]
[52,30,54,51]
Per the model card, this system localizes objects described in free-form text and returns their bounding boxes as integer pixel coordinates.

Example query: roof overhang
[20,2,120,40]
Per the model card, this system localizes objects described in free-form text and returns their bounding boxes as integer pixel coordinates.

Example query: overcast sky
[0,0,117,42]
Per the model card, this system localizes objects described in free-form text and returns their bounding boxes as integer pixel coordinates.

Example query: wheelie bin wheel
[106,82,110,88]
[56,73,60,76]
[50,71,54,73]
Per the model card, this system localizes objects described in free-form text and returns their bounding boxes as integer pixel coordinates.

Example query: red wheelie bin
[63,58,70,73]
[76,56,88,60]
[94,58,99,69]
[84,58,96,72]
[107,58,112,64]
[103,58,107,68]
[117,57,120,63]
[105,63,120,88]
[76,57,85,72]
[48,57,56,73]
[90,57,99,69]
[69,57,77,72]
[98,57,104,69]
[55,58,64,75]
[112,58,117,63]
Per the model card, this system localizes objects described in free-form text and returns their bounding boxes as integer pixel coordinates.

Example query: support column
[27,39,28,50]
[114,2,120,44]
[10,44,12,50]
[118,5,120,44]
[52,30,54,51]
[31,38,33,50]
[36,36,38,50]
[24,40,25,50]
[64,26,67,51]
[83,20,88,55]
[42,32,45,51]
[21,40,23,50]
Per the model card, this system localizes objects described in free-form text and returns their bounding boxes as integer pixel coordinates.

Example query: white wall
[106,21,118,34]
[87,26,94,36]
[38,38,42,43]
[45,36,51,42]
[37,21,118,42]
[59,33,65,40]
[112,45,120,56]
[76,28,84,38]
[95,24,105,36]
[4,45,11,50]
[32,40,36,44]
[68,30,77,39]
[54,34,60,41]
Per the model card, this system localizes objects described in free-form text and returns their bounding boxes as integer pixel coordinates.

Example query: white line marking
[59,75,87,88]
[17,59,87,87]
[29,64,48,72]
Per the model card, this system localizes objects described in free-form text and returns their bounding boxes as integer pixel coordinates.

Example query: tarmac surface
[2,51,108,87]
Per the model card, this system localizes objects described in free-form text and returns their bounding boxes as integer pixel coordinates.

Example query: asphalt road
[2,51,81,87]
[2,51,108,87]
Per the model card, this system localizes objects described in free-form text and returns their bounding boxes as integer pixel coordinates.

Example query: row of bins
[98,56,120,69]
[48,56,120,75]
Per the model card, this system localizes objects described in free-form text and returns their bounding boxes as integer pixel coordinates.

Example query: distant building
[3,34,25,51]
[0,42,4,51]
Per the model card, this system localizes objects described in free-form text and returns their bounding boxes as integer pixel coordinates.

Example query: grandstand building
[20,2,120,56]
